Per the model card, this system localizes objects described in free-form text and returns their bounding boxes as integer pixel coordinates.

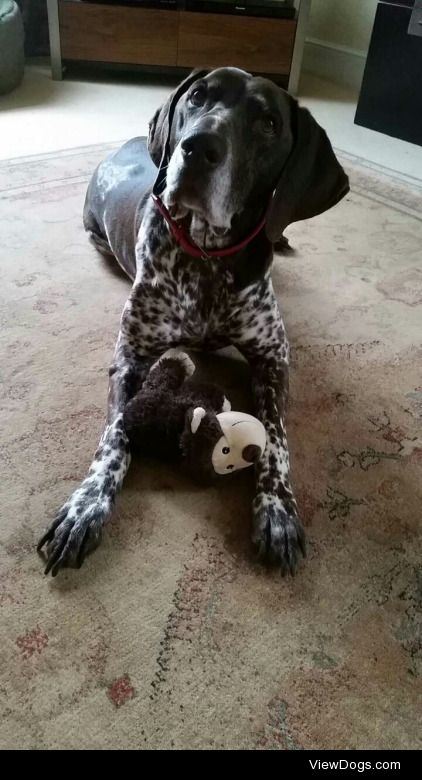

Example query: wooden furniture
[47,0,311,93]
[177,11,296,75]
[59,4,178,66]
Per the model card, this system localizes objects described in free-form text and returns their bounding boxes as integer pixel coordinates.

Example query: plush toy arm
[142,350,195,396]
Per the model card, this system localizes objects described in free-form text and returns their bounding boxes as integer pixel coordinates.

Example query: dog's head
[148,67,349,244]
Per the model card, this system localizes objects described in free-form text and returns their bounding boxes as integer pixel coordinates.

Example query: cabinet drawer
[59,1,178,66]
[178,12,296,74]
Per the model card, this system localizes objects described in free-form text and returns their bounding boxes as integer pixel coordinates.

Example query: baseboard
[303,37,367,91]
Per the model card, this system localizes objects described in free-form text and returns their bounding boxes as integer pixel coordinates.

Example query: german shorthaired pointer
[38,67,349,577]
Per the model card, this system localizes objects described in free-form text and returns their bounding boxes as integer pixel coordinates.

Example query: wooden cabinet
[178,12,295,75]
[59,2,178,66]
[48,0,310,91]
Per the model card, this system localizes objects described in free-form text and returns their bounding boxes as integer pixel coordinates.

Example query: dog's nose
[181,132,226,168]
[242,444,262,463]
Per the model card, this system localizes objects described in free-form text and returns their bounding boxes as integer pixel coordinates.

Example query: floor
[2,61,421,751]
[1,140,421,750]
[1,61,422,183]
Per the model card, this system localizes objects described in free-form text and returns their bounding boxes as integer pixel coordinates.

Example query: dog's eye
[190,86,207,107]
[260,115,276,134]
[222,446,230,454]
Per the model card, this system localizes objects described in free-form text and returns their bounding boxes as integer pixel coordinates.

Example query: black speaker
[355,0,422,147]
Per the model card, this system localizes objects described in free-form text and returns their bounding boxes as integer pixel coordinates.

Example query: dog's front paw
[37,484,111,576]
[252,493,306,576]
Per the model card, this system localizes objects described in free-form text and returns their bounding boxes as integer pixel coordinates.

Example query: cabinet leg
[47,0,63,80]
[288,0,311,96]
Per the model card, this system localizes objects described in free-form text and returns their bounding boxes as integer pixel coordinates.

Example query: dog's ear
[147,107,162,166]
[148,69,209,167]
[265,95,349,242]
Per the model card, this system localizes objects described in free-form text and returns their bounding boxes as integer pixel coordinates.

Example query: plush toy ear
[148,69,209,168]
[265,94,349,242]
[190,407,207,434]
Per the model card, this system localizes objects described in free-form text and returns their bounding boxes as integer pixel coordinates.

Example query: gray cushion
[0,1,24,95]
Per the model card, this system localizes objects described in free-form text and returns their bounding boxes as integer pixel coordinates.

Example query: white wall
[308,0,378,53]
[303,0,379,89]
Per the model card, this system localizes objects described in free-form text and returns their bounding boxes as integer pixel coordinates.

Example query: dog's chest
[175,259,233,345]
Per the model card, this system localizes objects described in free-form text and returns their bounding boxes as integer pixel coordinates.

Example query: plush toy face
[211,411,267,475]
[189,408,266,477]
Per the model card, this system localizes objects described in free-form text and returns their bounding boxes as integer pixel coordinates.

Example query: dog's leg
[248,355,305,575]
[233,283,305,575]
[37,344,150,575]
[36,282,174,575]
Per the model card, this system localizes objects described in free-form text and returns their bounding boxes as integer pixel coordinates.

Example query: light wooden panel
[59,1,178,66]
[177,12,296,74]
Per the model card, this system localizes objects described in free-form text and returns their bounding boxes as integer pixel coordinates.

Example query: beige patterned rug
[0,143,421,750]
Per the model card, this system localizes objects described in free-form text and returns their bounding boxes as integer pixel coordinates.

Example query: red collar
[151,192,267,260]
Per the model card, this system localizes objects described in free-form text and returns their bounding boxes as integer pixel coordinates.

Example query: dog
[37,67,349,577]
